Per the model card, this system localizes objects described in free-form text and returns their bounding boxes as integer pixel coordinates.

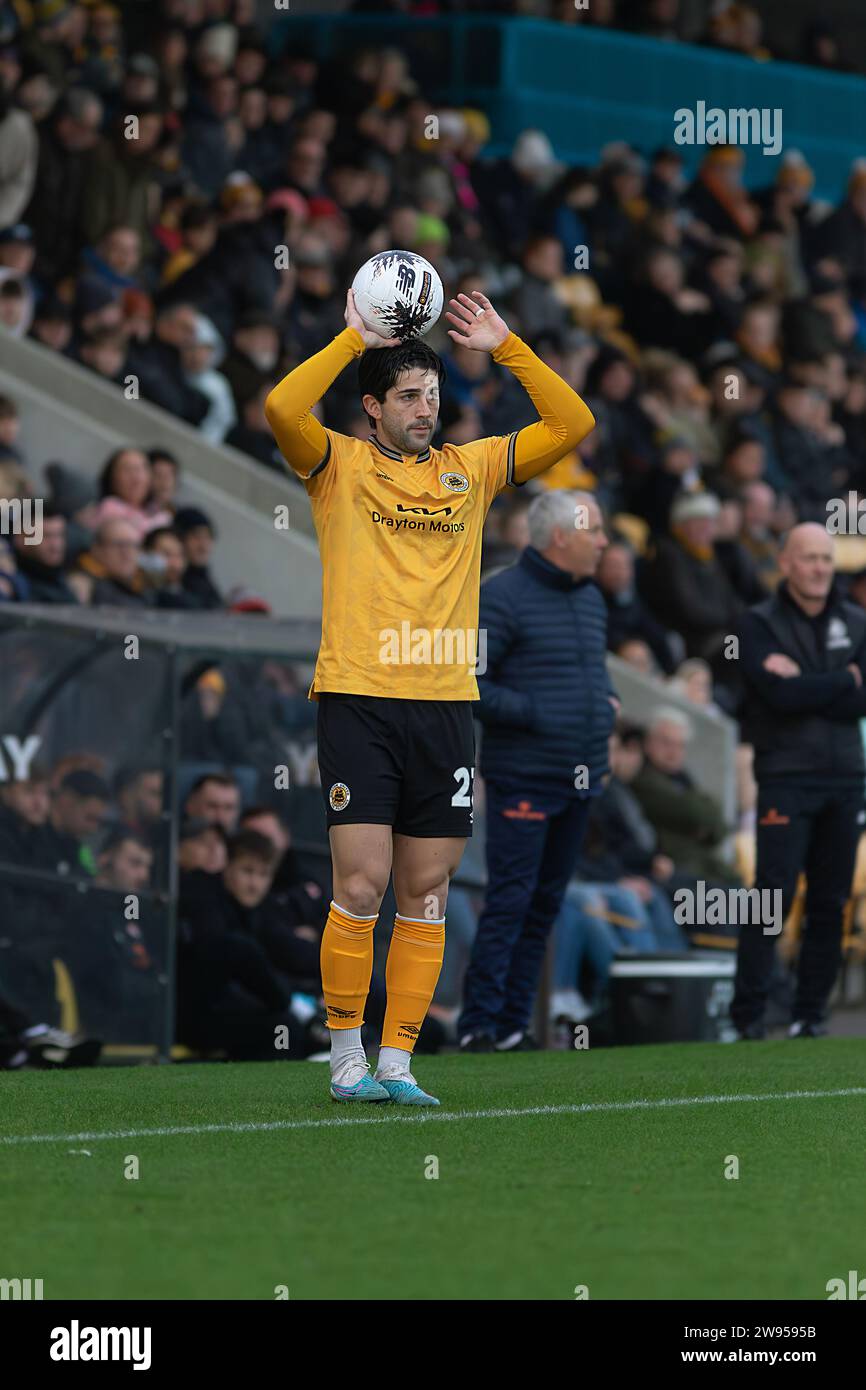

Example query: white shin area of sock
[376,1045,412,1079]
[329,1026,366,1082]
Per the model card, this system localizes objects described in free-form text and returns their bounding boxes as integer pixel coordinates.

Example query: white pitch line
[1,1086,865,1147]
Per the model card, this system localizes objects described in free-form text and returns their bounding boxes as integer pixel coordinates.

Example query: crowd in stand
[2,0,866,1056]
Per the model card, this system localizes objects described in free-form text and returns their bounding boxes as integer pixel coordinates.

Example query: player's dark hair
[357,340,446,429]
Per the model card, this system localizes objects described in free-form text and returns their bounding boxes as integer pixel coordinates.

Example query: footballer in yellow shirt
[265,286,595,1105]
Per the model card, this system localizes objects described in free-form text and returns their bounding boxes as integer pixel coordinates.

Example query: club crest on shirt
[329,782,351,811]
[827,617,851,650]
[440,471,469,493]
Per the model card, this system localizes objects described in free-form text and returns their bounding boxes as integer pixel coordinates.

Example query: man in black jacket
[733,523,866,1038]
[12,507,79,604]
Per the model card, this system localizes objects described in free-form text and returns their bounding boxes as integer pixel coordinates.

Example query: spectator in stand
[813,160,866,288]
[23,86,103,283]
[125,303,210,424]
[33,768,111,878]
[684,146,759,242]
[160,202,219,287]
[632,708,740,890]
[147,448,180,515]
[184,773,241,836]
[173,506,223,609]
[739,480,781,590]
[176,828,313,1060]
[221,311,281,412]
[179,313,237,445]
[178,818,228,875]
[141,526,198,609]
[511,235,572,341]
[640,492,745,680]
[0,222,36,337]
[71,516,151,607]
[0,55,37,226]
[81,104,164,248]
[92,447,173,540]
[771,382,843,523]
[11,505,79,604]
[226,379,284,469]
[596,541,677,673]
[0,766,51,863]
[94,828,153,894]
[81,224,144,296]
[238,805,325,985]
[113,766,163,843]
[29,295,74,353]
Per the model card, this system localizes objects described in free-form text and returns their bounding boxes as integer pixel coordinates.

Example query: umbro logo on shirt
[375,472,395,482]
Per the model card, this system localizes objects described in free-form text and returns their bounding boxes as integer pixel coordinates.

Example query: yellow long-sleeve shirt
[265,326,595,700]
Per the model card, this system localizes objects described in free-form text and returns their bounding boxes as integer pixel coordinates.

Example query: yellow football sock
[320,901,376,1029]
[381,913,446,1051]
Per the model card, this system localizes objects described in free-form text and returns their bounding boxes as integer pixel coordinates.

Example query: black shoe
[459,1032,494,1053]
[788,1019,828,1038]
[23,1026,102,1068]
[735,1021,767,1041]
[494,1031,539,1052]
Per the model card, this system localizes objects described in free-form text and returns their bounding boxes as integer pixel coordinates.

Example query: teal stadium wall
[273,16,866,202]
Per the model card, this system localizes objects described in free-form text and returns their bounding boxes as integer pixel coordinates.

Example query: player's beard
[395,420,434,452]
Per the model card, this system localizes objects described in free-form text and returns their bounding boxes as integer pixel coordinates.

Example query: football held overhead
[265,319,595,702]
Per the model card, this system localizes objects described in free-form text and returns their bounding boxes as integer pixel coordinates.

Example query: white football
[351,250,444,339]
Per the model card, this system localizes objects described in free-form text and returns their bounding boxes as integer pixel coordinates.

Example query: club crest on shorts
[329,782,351,811]
[440,471,469,493]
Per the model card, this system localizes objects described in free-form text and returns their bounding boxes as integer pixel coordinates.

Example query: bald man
[734,523,866,1038]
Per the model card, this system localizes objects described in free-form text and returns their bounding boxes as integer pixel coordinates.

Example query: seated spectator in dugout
[77,829,160,1042]
[33,769,111,878]
[176,830,314,1060]
[239,806,326,987]
[0,765,51,863]
[183,772,241,835]
[178,817,227,875]
[632,708,741,893]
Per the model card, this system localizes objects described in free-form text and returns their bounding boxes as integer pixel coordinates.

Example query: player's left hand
[445,291,509,352]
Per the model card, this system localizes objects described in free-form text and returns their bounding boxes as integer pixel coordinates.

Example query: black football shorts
[317,693,476,837]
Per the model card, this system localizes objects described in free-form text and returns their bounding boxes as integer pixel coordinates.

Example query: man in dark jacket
[458,490,617,1050]
[640,491,744,680]
[597,541,677,673]
[733,523,866,1039]
[12,507,79,604]
[177,829,311,1059]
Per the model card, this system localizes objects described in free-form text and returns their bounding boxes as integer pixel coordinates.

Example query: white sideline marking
[1,1086,864,1147]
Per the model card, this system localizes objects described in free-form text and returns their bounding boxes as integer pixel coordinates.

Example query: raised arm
[445,291,595,485]
[264,289,402,479]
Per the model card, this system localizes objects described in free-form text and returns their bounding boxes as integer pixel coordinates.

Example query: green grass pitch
[2,1040,865,1301]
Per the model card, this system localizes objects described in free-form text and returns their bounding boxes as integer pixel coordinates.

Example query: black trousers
[732,780,863,1028]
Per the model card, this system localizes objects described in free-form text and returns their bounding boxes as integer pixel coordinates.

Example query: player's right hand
[345,289,403,349]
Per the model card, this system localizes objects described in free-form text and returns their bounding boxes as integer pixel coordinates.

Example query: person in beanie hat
[174,506,223,609]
